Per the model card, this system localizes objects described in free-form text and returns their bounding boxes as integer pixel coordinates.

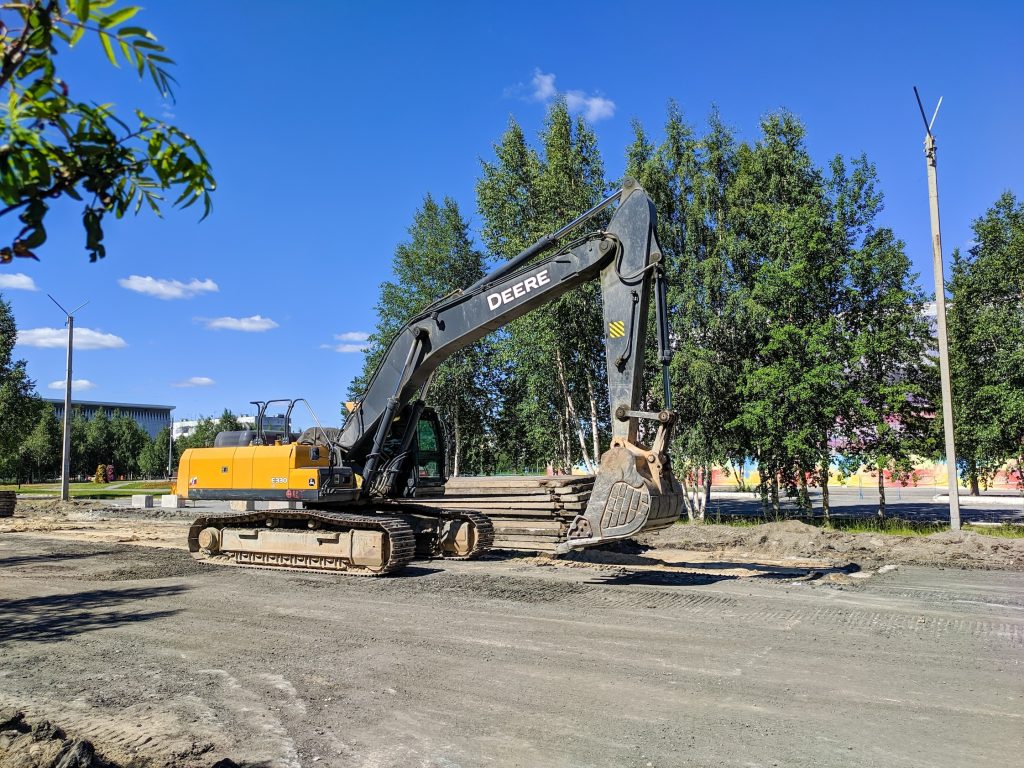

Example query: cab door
[414,409,447,489]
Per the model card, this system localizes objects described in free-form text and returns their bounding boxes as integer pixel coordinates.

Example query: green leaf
[69,24,85,46]
[101,6,140,28]
[99,31,118,66]
[73,0,90,22]
[118,26,156,40]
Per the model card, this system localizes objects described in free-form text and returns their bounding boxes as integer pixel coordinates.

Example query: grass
[826,518,949,536]
[829,518,1024,538]
[0,481,171,498]
[691,510,1024,538]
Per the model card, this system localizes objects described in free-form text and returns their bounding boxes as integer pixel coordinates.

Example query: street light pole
[914,86,960,531]
[48,296,87,502]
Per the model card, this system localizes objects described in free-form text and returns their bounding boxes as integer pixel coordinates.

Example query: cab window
[416,419,443,480]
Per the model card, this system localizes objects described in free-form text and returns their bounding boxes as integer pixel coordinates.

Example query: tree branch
[0,0,45,90]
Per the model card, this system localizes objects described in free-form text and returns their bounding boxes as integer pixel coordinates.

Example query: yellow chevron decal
[609,320,626,338]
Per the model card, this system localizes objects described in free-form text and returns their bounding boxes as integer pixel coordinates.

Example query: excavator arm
[342,179,683,549]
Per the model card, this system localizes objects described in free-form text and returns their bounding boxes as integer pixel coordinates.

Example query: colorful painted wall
[709,459,1023,491]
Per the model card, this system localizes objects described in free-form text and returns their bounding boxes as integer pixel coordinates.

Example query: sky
[2,0,1022,429]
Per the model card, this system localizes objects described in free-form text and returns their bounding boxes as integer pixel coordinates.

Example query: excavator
[173,179,684,575]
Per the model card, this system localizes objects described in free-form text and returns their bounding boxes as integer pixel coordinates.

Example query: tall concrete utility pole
[48,296,88,502]
[914,86,960,531]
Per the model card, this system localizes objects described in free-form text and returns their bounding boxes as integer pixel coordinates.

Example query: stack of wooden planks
[414,475,596,553]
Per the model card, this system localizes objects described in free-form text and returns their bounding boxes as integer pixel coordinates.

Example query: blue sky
[3,0,1022,428]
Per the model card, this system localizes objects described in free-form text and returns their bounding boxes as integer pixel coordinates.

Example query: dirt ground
[640,519,1024,572]
[1,499,1023,767]
[5,498,1022,575]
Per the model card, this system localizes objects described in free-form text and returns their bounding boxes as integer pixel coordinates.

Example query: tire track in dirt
[414,571,1024,648]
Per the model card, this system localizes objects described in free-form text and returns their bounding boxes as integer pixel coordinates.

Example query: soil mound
[643,520,1024,571]
[13,499,117,517]
[0,709,107,768]
[0,710,241,768]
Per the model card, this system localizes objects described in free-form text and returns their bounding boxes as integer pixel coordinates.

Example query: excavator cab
[413,410,447,489]
[364,404,448,499]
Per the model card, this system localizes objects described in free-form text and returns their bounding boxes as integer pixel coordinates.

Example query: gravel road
[1,532,1021,768]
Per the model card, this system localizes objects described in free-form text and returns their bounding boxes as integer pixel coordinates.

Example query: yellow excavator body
[174,444,354,503]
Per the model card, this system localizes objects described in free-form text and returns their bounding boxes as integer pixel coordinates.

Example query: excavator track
[187,509,416,576]
[429,509,494,560]
[380,504,494,561]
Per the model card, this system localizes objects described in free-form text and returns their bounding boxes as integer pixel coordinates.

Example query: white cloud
[564,90,616,122]
[531,70,557,101]
[17,327,127,349]
[47,379,96,392]
[526,69,616,122]
[0,273,38,291]
[119,275,219,300]
[321,331,370,353]
[322,343,369,353]
[174,376,215,388]
[203,315,278,332]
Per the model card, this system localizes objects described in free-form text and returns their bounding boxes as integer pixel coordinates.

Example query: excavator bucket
[559,424,684,551]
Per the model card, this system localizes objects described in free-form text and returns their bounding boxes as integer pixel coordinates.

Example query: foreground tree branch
[0,0,215,263]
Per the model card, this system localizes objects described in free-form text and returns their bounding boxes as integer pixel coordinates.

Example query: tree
[109,409,147,477]
[841,225,935,518]
[174,416,218,453]
[69,405,88,475]
[626,104,750,520]
[18,403,61,481]
[139,425,171,478]
[726,113,847,516]
[948,192,1024,492]
[0,292,40,479]
[83,405,111,472]
[215,409,242,434]
[0,1,214,263]
[350,194,487,476]
[476,103,609,473]
[476,116,550,471]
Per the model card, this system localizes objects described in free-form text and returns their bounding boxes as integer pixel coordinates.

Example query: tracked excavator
[173,180,684,575]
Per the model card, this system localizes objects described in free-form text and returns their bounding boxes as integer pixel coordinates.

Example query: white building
[172,415,255,441]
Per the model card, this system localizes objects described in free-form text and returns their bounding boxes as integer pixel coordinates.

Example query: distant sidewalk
[932,493,1024,507]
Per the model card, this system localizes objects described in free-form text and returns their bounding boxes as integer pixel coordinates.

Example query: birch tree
[350,195,487,476]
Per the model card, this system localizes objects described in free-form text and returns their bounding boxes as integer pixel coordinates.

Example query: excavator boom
[343,179,683,549]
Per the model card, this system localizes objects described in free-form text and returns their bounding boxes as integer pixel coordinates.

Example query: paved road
[0,535,1021,768]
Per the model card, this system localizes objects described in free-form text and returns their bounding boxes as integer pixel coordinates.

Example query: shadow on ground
[707,499,1023,523]
[582,559,855,587]
[0,584,187,644]
[585,570,741,587]
[0,549,120,569]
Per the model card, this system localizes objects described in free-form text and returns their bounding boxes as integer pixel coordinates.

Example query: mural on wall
[707,459,1023,491]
